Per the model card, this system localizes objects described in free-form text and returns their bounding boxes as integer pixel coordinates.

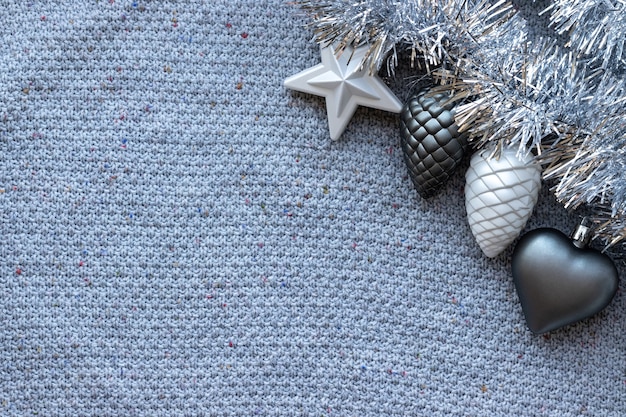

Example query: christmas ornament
[511,219,619,334]
[292,1,626,247]
[465,147,541,258]
[284,42,403,141]
[399,91,467,198]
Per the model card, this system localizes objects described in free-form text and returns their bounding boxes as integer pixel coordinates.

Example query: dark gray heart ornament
[511,222,619,334]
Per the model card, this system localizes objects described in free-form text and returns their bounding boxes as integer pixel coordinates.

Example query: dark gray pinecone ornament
[399,90,468,198]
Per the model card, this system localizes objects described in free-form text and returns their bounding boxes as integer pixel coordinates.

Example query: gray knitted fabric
[1,1,625,416]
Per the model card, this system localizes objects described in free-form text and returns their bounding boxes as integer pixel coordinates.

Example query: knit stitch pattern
[0,1,624,416]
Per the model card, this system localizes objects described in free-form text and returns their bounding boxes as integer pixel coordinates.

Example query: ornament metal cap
[571,217,593,248]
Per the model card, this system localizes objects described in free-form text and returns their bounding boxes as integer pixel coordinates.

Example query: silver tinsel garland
[294,0,626,247]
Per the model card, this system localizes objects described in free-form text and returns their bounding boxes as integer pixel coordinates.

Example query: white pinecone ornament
[465,147,542,258]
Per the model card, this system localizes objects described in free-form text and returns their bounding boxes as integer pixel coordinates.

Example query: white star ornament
[284,43,403,140]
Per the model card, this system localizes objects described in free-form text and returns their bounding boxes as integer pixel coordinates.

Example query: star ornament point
[284,43,403,140]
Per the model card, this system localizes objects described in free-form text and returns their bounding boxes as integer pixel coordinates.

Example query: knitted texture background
[1,1,625,416]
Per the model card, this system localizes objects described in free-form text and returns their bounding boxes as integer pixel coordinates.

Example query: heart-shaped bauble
[511,228,619,334]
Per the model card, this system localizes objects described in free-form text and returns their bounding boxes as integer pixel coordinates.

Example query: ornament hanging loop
[572,217,593,248]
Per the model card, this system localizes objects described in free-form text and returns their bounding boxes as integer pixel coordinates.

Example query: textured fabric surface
[0,1,625,416]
